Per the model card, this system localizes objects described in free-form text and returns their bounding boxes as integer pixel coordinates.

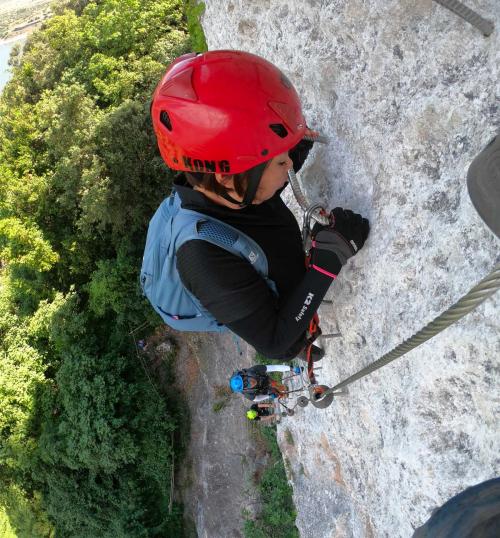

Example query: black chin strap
[218,161,268,207]
[190,161,268,207]
[241,161,268,207]
[219,190,247,207]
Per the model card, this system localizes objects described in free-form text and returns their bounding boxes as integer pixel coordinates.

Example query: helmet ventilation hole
[160,111,172,131]
[269,123,288,138]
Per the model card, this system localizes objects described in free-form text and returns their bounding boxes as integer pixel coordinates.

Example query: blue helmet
[230,373,244,392]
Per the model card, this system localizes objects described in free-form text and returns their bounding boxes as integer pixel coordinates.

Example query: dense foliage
[185,1,207,52]
[0,0,196,535]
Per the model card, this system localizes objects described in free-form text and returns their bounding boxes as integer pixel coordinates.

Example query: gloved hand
[293,366,303,374]
[310,207,370,278]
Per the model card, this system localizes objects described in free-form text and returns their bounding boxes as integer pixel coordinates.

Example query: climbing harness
[284,133,343,403]
[265,367,335,415]
[289,133,500,410]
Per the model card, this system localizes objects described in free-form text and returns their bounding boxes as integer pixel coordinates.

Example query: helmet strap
[217,161,267,207]
[190,161,268,208]
[218,190,248,207]
[241,161,268,206]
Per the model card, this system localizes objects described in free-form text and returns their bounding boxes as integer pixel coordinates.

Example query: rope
[288,133,330,226]
[323,263,500,395]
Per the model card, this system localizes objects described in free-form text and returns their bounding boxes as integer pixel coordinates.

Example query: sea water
[0,35,27,93]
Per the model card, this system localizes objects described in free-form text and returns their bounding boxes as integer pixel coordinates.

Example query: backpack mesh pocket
[197,220,238,248]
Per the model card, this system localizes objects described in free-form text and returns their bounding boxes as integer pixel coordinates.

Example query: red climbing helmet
[151,50,306,176]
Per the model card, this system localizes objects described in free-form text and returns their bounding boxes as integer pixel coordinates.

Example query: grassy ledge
[185,1,208,52]
[244,424,299,538]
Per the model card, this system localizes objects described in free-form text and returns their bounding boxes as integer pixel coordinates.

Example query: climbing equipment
[247,364,335,413]
[316,264,500,401]
[290,134,500,409]
[230,374,244,393]
[151,50,306,206]
[288,171,330,234]
[140,191,277,332]
[433,0,494,36]
[246,409,258,420]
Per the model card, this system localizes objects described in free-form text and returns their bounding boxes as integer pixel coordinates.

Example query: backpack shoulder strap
[171,194,271,280]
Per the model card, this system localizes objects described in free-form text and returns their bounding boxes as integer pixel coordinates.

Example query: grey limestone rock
[196,1,499,536]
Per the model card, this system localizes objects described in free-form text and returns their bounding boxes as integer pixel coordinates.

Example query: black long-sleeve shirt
[176,140,334,359]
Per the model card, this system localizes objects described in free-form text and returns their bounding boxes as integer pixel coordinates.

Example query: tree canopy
[0,0,195,535]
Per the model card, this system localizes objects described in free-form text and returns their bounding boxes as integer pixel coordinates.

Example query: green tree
[0,0,196,534]
[0,217,59,272]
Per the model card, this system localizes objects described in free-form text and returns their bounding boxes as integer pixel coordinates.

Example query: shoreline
[0,33,29,46]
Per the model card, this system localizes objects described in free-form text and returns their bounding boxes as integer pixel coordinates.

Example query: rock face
[174,331,262,538]
[199,1,500,537]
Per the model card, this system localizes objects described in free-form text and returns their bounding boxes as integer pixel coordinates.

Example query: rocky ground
[174,1,500,537]
[0,0,52,39]
[170,329,271,538]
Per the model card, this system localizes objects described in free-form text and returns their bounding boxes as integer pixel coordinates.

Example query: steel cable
[288,170,330,226]
[291,133,498,400]
[433,0,494,36]
[323,262,500,394]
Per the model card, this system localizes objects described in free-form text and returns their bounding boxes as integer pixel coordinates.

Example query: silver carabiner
[302,203,331,254]
[286,130,331,252]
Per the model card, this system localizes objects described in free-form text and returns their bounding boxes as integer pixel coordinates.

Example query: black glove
[310,207,370,278]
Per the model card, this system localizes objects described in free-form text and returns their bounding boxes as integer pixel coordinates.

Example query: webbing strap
[306,312,321,385]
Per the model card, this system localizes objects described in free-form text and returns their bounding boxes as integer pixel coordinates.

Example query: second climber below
[148,50,369,360]
[230,364,301,402]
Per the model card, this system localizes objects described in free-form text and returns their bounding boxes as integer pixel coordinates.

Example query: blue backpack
[140,191,277,332]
